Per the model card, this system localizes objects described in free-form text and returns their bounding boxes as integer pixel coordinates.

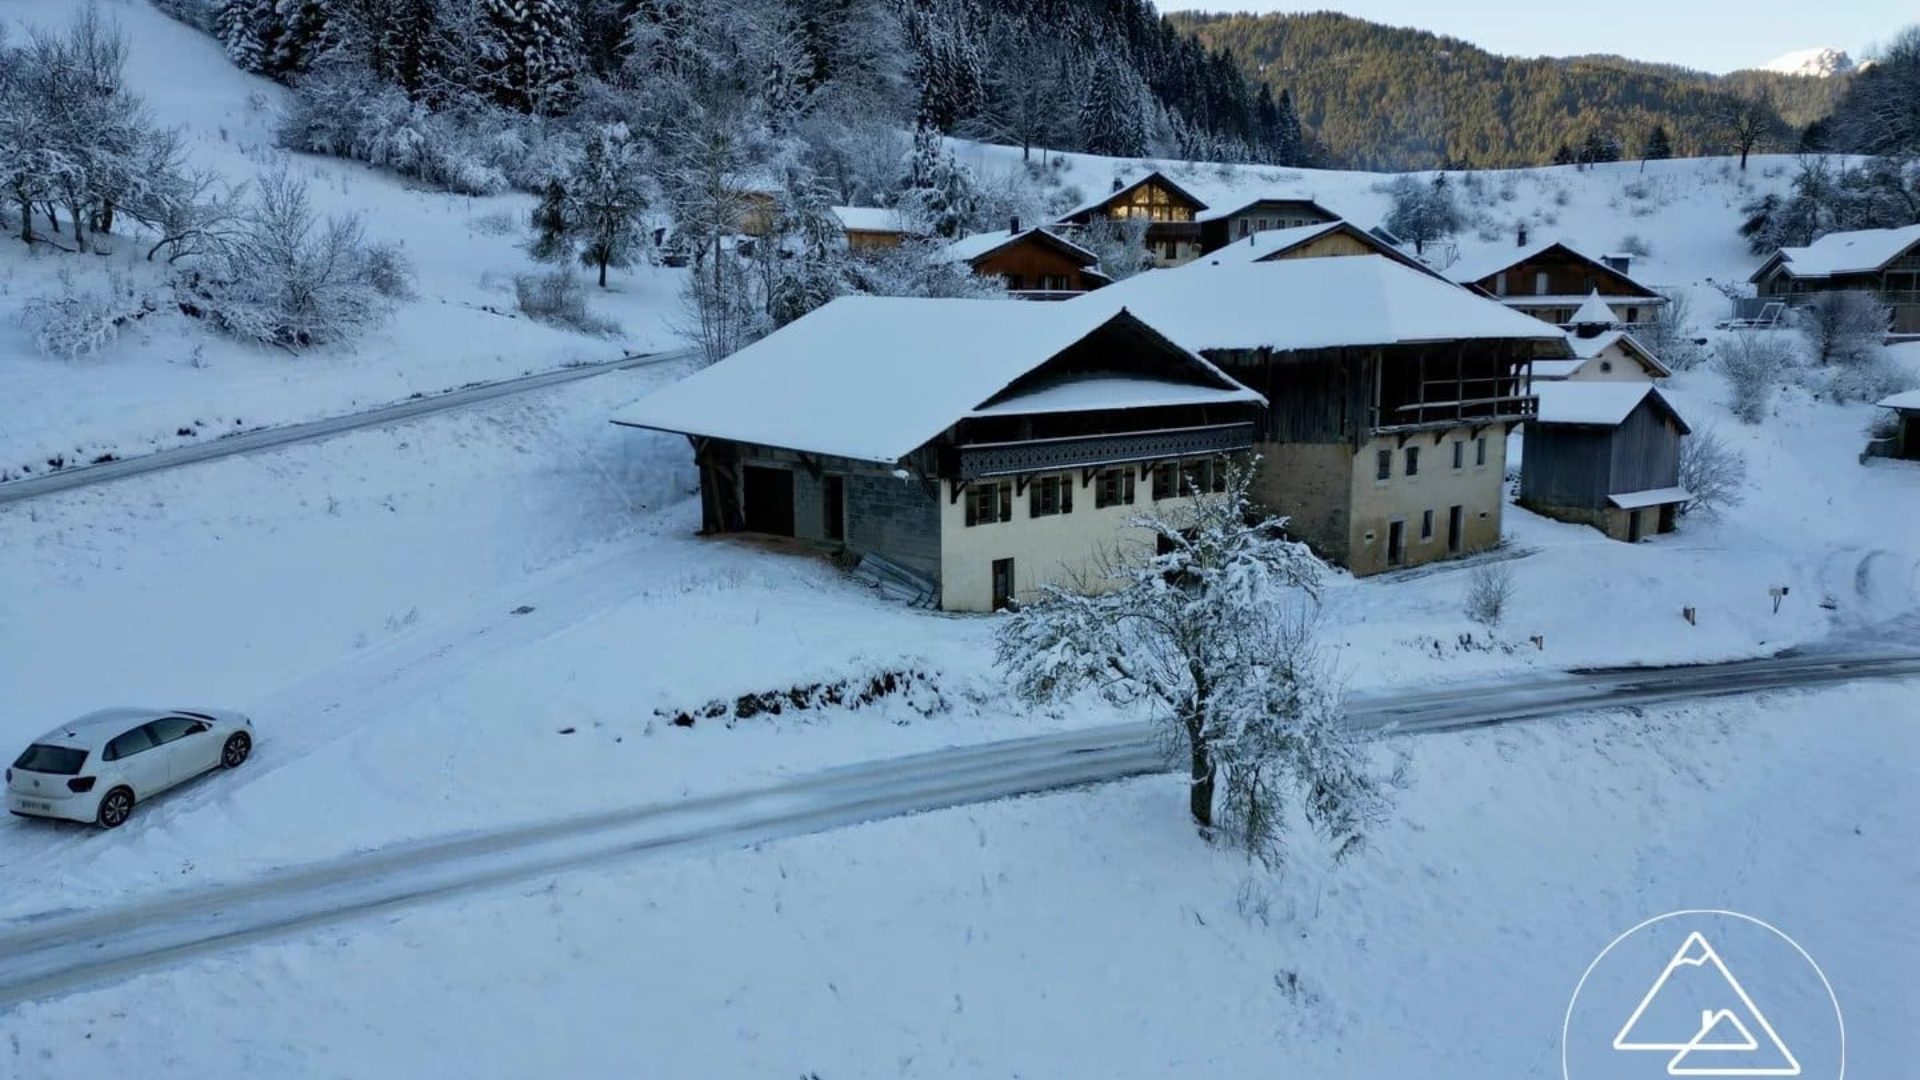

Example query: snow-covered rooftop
[611,297,1243,463]
[934,227,1097,267]
[1568,290,1618,326]
[1054,168,1355,226]
[1877,389,1920,412]
[1447,239,1661,297]
[1764,224,1920,279]
[1532,382,1684,428]
[1563,330,1670,375]
[1608,486,1692,510]
[831,206,907,233]
[969,375,1260,418]
[1075,256,1570,354]
[1177,223,1343,268]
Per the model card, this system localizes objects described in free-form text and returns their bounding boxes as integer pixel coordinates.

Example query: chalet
[1520,383,1691,542]
[1078,256,1570,574]
[935,222,1111,298]
[1450,240,1667,329]
[1196,197,1340,251]
[831,206,911,252]
[1749,224,1920,335]
[1872,390,1920,461]
[1535,292,1671,382]
[1180,220,1453,282]
[1055,172,1209,267]
[612,298,1265,612]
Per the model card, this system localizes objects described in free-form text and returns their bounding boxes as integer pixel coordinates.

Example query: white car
[8,708,254,828]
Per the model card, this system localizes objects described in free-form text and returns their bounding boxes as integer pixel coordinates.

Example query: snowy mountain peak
[1757,46,1855,78]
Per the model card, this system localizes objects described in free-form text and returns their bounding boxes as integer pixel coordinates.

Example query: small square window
[1151,464,1177,500]
[1095,468,1135,508]
[965,482,1012,526]
[1376,449,1392,481]
[1405,446,1420,477]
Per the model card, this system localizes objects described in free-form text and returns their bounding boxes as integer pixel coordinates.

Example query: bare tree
[1677,425,1749,519]
[994,462,1394,867]
[1463,562,1515,626]
[1795,290,1892,365]
[1719,90,1780,170]
[1714,332,1798,423]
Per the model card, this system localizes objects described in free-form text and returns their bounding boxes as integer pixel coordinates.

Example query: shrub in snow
[514,271,619,337]
[995,462,1395,868]
[846,239,1003,300]
[279,64,511,196]
[1794,290,1891,367]
[1463,562,1514,626]
[22,272,156,360]
[1676,425,1748,519]
[1715,332,1796,423]
[1641,289,1705,371]
[1824,351,1915,405]
[1617,234,1651,257]
[1073,218,1154,282]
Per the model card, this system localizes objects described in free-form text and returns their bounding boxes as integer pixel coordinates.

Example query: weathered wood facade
[1456,242,1666,327]
[1521,388,1690,541]
[1750,228,1920,335]
[960,230,1110,299]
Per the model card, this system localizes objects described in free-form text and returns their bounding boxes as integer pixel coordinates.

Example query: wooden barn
[1872,390,1920,461]
[612,298,1264,612]
[1079,255,1570,574]
[1450,240,1667,329]
[1749,224,1920,335]
[1521,383,1691,541]
[936,223,1110,298]
[831,206,910,252]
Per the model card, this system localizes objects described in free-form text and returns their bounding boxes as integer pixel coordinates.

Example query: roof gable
[1564,330,1671,376]
[1533,382,1688,431]
[1184,220,1455,283]
[937,227,1100,269]
[1058,170,1209,221]
[1449,240,1660,298]
[1192,196,1338,225]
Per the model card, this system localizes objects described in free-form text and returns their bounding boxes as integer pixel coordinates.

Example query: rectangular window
[1152,463,1177,500]
[1452,441,1464,470]
[1421,509,1434,541]
[1376,449,1392,481]
[1028,474,1072,517]
[1625,306,1639,323]
[1534,270,1549,295]
[1237,220,1249,238]
[1494,272,1507,296]
[1404,446,1420,477]
[1476,437,1488,466]
[1095,468,1135,508]
[965,482,1012,527]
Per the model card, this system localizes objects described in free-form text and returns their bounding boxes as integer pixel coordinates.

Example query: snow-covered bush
[1617,234,1651,257]
[1824,351,1915,404]
[1073,218,1153,281]
[280,64,511,196]
[1463,562,1514,626]
[188,169,409,350]
[846,239,1005,299]
[1383,173,1463,253]
[1715,333,1796,423]
[995,463,1395,868]
[1641,289,1705,371]
[1677,426,1748,519]
[1794,290,1891,366]
[515,271,620,337]
[21,272,156,360]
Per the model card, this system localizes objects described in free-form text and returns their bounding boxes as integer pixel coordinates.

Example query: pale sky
[1178,0,1912,74]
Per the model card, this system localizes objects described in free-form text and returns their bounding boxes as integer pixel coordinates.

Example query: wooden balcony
[953,422,1256,480]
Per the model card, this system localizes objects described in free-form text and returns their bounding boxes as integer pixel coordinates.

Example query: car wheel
[96,787,135,829]
[221,732,252,769]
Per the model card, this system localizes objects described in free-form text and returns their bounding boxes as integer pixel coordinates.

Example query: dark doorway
[822,475,846,542]
[1447,505,1464,554]
[1627,509,1644,542]
[991,558,1015,611]
[1387,521,1406,566]
[1658,503,1677,534]
[741,466,795,536]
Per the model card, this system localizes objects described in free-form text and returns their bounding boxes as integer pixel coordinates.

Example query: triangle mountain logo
[1612,931,1801,1076]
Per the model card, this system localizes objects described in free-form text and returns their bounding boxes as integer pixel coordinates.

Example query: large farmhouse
[1054,170,1340,268]
[1079,256,1570,574]
[1520,383,1691,541]
[1450,240,1667,329]
[1749,224,1920,334]
[613,298,1265,612]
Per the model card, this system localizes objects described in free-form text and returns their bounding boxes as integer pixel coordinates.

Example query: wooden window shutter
[1124,471,1136,505]
[1061,476,1072,514]
[965,487,977,527]
[998,483,1012,522]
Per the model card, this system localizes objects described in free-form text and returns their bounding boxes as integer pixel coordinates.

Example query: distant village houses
[831,206,911,252]
[1054,170,1340,268]
[934,223,1111,299]
[1748,224,1920,335]
[1449,240,1668,329]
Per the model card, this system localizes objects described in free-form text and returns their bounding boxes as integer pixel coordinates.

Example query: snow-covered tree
[845,237,1001,298]
[1079,55,1147,158]
[1643,125,1674,161]
[995,463,1394,866]
[1676,425,1747,519]
[1714,332,1795,424]
[898,123,979,238]
[1795,290,1892,366]
[569,123,651,286]
[1383,173,1463,255]
[476,0,581,115]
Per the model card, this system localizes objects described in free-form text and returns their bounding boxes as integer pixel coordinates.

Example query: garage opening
[741,465,795,536]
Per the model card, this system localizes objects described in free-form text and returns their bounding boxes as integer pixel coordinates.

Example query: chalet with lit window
[612,298,1264,612]
[1054,172,1208,267]
[935,222,1111,299]
[1079,256,1570,574]
[1181,219,1453,282]
[1521,383,1691,541]
[1450,240,1667,329]
[831,206,911,252]
[1749,224,1920,335]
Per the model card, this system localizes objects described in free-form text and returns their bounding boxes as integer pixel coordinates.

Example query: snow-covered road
[3,646,1913,1007]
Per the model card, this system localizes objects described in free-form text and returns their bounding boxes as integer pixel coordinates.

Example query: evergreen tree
[1643,125,1673,161]
[477,0,582,116]
[215,0,274,74]
[1551,142,1575,166]
[570,124,651,286]
[900,122,979,238]
[1272,86,1303,165]
[1079,56,1146,157]
[528,178,573,264]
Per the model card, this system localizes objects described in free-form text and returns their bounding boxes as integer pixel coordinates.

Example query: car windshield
[13,744,88,776]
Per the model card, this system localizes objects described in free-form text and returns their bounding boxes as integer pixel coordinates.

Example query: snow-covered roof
[969,375,1261,417]
[934,227,1098,267]
[1760,224,1920,280]
[1447,239,1662,298]
[1564,330,1671,376]
[1877,389,1920,412]
[831,206,906,233]
[1532,382,1686,429]
[1178,223,1341,268]
[1074,256,1570,354]
[1568,290,1618,326]
[1608,486,1691,510]
[1192,195,1337,225]
[610,297,1247,464]
[1054,167,1353,226]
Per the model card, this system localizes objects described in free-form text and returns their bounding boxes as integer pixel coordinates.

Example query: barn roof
[1075,255,1570,354]
[1563,330,1671,376]
[831,206,908,233]
[1178,220,1452,281]
[1532,382,1689,432]
[934,227,1101,268]
[1447,239,1663,299]
[1750,223,1920,281]
[611,297,1255,464]
[1878,388,1920,412]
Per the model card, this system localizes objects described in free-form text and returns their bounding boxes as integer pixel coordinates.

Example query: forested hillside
[1171,10,1847,169]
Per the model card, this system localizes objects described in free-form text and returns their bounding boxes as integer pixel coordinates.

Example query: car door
[103,725,168,798]
[143,717,216,787]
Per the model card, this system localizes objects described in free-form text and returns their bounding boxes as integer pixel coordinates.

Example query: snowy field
[5,684,1914,1078]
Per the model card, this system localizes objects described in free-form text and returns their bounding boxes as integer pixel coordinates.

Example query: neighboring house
[831,206,910,252]
[935,223,1111,298]
[1871,389,1920,461]
[1536,292,1671,382]
[1079,255,1570,575]
[1450,240,1667,329]
[1520,382,1691,541]
[1180,220,1453,282]
[1748,224,1920,334]
[612,297,1265,612]
[1055,172,1209,267]
[1196,197,1340,251]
